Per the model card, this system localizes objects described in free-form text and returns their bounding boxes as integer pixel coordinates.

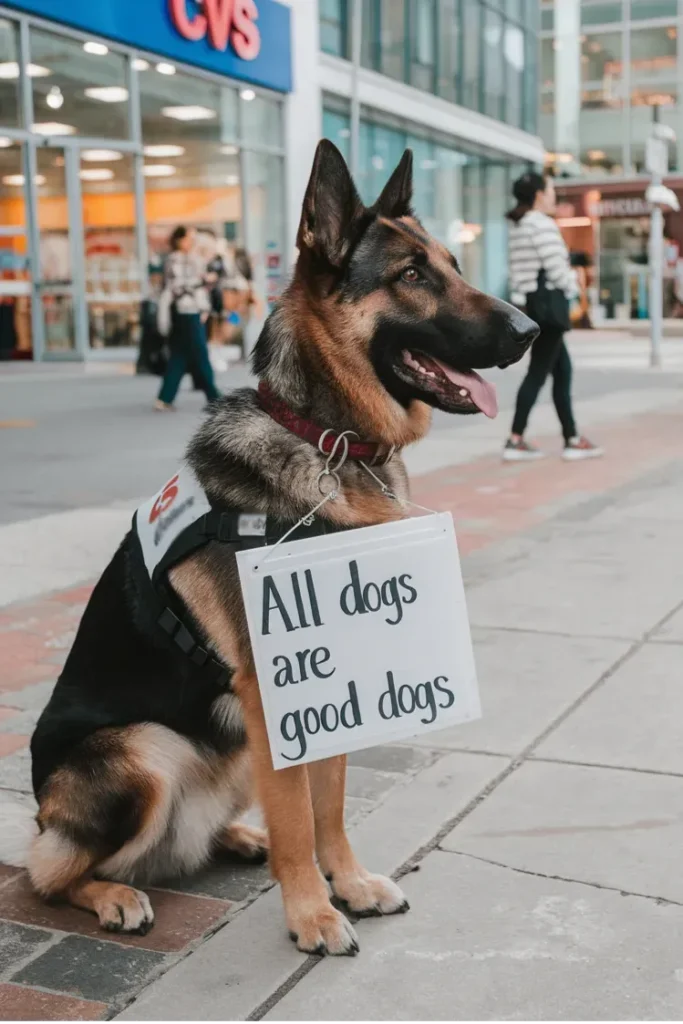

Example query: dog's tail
[0,798,38,867]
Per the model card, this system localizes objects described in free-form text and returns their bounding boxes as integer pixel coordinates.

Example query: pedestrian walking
[503,173,603,462]
[155,226,221,412]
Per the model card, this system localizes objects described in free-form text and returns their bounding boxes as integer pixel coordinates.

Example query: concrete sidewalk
[118,458,683,1022]
[0,385,682,1019]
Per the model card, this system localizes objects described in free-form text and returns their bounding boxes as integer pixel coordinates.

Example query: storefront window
[581,31,623,108]
[242,94,283,149]
[462,0,482,110]
[78,151,142,349]
[0,18,20,128]
[0,141,31,360]
[483,7,505,120]
[321,104,518,295]
[504,23,526,128]
[437,0,460,102]
[380,0,406,81]
[630,1,677,19]
[320,0,347,57]
[140,68,242,286]
[410,0,436,92]
[29,28,129,139]
[322,107,351,162]
[630,24,678,174]
[35,146,75,353]
[581,3,623,27]
[244,150,285,336]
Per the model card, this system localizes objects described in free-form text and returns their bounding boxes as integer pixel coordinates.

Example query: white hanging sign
[237,512,481,770]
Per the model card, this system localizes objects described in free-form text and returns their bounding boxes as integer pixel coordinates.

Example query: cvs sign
[168,0,260,61]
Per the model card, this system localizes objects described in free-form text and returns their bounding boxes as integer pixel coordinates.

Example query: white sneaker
[562,436,604,461]
[502,438,545,462]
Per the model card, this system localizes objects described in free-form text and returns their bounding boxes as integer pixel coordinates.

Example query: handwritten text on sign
[237,514,481,769]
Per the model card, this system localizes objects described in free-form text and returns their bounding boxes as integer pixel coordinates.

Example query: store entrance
[29,138,145,359]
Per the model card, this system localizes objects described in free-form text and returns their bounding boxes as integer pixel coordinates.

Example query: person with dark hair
[155,226,221,411]
[503,173,602,461]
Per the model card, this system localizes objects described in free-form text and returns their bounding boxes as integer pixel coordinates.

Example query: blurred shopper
[569,251,593,329]
[503,173,603,462]
[155,226,221,411]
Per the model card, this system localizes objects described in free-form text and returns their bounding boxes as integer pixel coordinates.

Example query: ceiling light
[46,86,63,110]
[0,136,13,148]
[339,128,351,138]
[84,86,129,103]
[81,149,124,162]
[143,164,176,177]
[143,144,185,157]
[220,144,239,155]
[31,122,76,135]
[587,149,605,161]
[2,174,46,186]
[83,41,109,56]
[79,168,114,181]
[156,62,176,75]
[132,58,150,71]
[240,88,256,101]
[162,105,216,121]
[0,61,50,79]
[225,174,239,185]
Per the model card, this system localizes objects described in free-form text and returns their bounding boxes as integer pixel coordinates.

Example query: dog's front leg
[235,673,359,955]
[308,755,409,917]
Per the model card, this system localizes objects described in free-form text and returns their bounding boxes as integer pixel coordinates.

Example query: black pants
[511,328,577,442]
[157,313,220,406]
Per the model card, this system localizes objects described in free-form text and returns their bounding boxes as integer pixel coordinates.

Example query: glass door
[78,149,142,351]
[34,145,86,357]
[0,141,32,361]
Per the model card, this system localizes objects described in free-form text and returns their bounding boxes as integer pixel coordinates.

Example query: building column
[281,0,322,269]
[554,0,580,163]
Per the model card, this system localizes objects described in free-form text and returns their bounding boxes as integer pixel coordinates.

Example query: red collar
[257,382,385,462]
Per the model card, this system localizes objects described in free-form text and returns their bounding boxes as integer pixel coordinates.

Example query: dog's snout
[507,310,540,349]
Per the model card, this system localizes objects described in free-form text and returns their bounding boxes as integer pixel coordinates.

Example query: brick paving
[0,398,680,1018]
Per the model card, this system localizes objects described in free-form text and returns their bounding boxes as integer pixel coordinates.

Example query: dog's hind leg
[308,755,409,917]
[29,723,215,933]
[28,803,156,935]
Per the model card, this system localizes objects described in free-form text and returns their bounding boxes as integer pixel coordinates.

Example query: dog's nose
[508,310,540,348]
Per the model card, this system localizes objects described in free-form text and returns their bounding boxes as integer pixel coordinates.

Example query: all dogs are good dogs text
[261,558,456,761]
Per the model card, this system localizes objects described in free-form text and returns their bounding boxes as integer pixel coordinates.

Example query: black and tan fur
[28,142,537,954]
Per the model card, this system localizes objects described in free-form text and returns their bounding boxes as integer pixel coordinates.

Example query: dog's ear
[297,139,365,267]
[374,149,413,219]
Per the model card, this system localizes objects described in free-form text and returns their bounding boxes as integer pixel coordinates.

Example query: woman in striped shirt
[504,173,602,462]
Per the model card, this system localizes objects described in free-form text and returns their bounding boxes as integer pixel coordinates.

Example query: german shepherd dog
[27,141,537,955]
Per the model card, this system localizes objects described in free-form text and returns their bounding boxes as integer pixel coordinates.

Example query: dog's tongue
[430,357,498,419]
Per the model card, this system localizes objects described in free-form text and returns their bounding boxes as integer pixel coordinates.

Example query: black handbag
[525,269,570,333]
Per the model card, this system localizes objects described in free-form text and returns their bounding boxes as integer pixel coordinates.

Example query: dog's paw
[288,903,359,956]
[95,884,155,935]
[330,871,409,917]
[219,823,269,863]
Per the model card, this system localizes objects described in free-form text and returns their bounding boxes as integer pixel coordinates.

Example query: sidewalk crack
[438,848,683,909]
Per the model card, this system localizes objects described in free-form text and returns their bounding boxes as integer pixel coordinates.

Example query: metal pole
[349,0,362,180]
[649,106,663,369]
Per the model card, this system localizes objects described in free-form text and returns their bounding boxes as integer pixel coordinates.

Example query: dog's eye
[401,266,421,283]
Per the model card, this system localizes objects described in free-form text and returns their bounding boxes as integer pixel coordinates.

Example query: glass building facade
[540,0,683,178]
[320,0,540,133]
[323,101,528,296]
[0,5,287,361]
[320,1,541,299]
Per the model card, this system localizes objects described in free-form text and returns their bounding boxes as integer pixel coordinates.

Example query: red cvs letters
[168,0,261,61]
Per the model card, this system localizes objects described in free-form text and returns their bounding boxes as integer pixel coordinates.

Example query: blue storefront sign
[4,0,292,92]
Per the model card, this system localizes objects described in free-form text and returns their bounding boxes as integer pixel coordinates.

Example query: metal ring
[316,470,340,496]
